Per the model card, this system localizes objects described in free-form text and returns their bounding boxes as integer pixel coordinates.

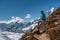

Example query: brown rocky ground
[19,7,60,40]
[45,7,60,40]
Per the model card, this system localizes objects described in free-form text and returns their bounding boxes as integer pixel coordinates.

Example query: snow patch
[25,14,32,19]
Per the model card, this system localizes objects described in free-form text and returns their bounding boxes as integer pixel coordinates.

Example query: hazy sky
[0,0,60,20]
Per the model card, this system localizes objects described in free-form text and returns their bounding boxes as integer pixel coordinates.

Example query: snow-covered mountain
[0,21,34,33]
[0,18,38,40]
[45,7,54,17]
[0,7,54,33]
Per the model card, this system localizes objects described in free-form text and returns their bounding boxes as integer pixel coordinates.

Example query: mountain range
[0,8,54,40]
[0,8,54,33]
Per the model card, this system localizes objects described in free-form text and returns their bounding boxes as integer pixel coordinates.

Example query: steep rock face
[19,7,60,40]
[45,7,60,40]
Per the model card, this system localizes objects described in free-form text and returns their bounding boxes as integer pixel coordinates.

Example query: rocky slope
[19,7,60,40]
[45,7,60,40]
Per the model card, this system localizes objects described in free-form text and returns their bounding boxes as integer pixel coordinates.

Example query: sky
[0,0,60,21]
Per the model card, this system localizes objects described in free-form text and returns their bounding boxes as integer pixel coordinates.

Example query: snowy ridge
[22,23,38,33]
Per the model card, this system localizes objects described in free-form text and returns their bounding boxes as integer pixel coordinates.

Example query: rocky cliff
[19,7,60,40]
[45,7,60,40]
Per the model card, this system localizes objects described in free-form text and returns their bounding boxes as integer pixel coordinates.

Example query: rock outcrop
[19,7,60,40]
[45,7,60,40]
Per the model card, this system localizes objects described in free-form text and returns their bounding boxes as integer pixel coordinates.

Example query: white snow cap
[50,7,54,13]
[0,16,23,24]
[46,7,54,17]
[25,14,32,19]
[46,7,54,13]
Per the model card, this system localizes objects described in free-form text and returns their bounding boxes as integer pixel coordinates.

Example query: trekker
[38,11,46,34]
[41,11,46,21]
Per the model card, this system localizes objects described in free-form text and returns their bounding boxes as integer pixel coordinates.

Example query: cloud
[0,21,7,23]
[10,16,23,23]
[25,14,32,19]
[0,16,23,24]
